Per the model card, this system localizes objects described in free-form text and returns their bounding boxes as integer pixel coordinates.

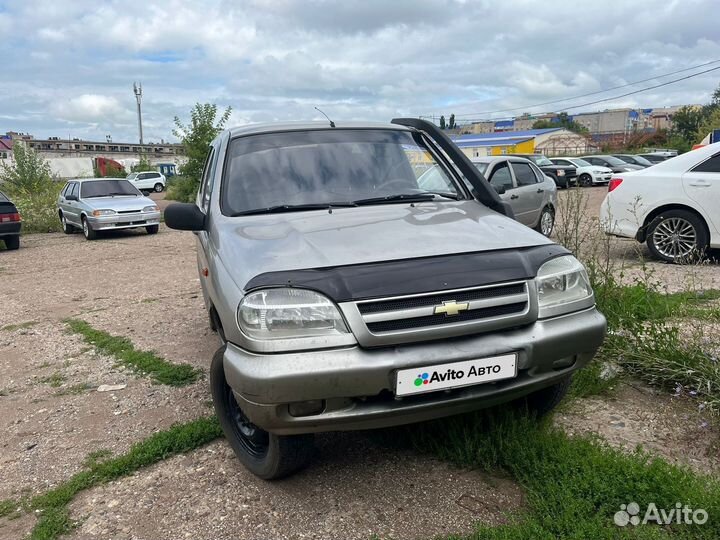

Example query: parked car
[600,142,720,263]
[581,155,644,173]
[612,154,654,168]
[637,153,673,164]
[165,119,606,479]
[57,178,161,240]
[0,190,21,250]
[507,154,576,188]
[550,157,613,186]
[467,156,557,236]
[126,171,166,193]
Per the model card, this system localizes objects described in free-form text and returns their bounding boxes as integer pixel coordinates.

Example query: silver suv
[166,119,606,479]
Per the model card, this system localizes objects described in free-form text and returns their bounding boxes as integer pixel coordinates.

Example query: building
[0,136,13,160]
[451,128,597,157]
[24,136,184,159]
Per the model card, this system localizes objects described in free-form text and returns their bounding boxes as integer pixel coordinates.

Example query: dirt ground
[0,189,718,539]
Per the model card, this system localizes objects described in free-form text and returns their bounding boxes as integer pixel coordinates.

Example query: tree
[696,107,720,142]
[533,112,588,134]
[670,105,704,144]
[439,115,446,129]
[0,142,53,191]
[173,103,232,186]
[131,153,155,173]
[448,114,456,130]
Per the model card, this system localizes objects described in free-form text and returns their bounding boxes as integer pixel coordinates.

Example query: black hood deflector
[244,244,570,302]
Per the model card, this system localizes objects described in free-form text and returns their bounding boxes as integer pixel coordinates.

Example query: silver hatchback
[57,178,161,240]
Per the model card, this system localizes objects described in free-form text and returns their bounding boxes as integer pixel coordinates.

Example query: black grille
[117,210,142,214]
[358,283,525,315]
[366,302,527,333]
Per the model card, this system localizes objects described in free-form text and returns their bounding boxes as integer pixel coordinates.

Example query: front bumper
[223,307,606,434]
[592,173,612,184]
[87,211,160,231]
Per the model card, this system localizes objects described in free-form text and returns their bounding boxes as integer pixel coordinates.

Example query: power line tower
[133,82,144,144]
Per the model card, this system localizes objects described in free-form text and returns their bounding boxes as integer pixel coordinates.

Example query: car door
[63,182,81,224]
[195,146,219,307]
[135,173,151,190]
[682,150,720,235]
[485,160,514,212]
[509,160,543,226]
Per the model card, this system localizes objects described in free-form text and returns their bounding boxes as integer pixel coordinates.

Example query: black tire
[534,206,555,237]
[146,224,159,235]
[60,212,73,234]
[154,183,164,193]
[548,173,567,189]
[519,375,572,418]
[81,217,97,240]
[4,236,20,250]
[578,173,593,187]
[210,346,314,479]
[208,306,226,343]
[645,209,708,263]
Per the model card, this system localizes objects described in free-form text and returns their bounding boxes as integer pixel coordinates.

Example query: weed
[82,449,113,469]
[39,372,66,388]
[64,319,200,386]
[1,320,38,331]
[54,383,94,397]
[29,417,221,540]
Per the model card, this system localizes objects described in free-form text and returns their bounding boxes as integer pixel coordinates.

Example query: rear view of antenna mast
[133,82,144,144]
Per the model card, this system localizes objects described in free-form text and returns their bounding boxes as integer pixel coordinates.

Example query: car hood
[83,195,154,211]
[577,166,612,174]
[214,200,554,290]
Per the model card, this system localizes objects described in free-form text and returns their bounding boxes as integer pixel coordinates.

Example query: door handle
[688,180,711,187]
[536,188,544,193]
[510,194,519,199]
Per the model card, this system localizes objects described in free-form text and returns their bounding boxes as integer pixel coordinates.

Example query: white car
[600,142,720,263]
[550,157,613,187]
[126,171,166,193]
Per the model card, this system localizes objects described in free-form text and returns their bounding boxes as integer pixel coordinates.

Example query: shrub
[0,144,63,233]
[165,175,198,203]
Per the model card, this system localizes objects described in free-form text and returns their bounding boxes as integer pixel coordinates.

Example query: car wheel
[82,217,97,240]
[535,206,555,237]
[60,213,73,234]
[4,236,20,250]
[146,224,159,235]
[210,346,314,480]
[154,183,164,193]
[646,210,708,263]
[548,173,566,189]
[518,374,572,418]
[578,173,592,187]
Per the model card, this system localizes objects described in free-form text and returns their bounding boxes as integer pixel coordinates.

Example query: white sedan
[600,142,720,263]
[550,157,613,186]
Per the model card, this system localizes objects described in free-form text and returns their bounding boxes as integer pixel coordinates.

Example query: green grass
[39,372,66,388]
[54,383,94,397]
[28,417,221,540]
[1,320,38,331]
[65,319,200,386]
[410,409,720,540]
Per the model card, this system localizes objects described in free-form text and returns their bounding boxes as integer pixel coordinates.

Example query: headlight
[237,288,356,351]
[92,209,116,216]
[143,205,158,212]
[593,170,605,174]
[536,255,594,318]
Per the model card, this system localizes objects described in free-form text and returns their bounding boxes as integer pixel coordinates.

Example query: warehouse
[451,128,597,157]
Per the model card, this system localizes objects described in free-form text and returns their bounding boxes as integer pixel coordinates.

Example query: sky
[1,0,719,143]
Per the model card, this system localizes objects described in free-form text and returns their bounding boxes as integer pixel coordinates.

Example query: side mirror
[165,203,205,231]
[66,194,78,201]
[492,184,506,195]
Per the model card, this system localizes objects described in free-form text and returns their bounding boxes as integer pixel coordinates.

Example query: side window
[511,162,538,186]
[554,159,569,166]
[691,153,720,173]
[198,147,217,212]
[138,173,149,180]
[61,183,71,197]
[488,162,514,191]
[528,162,545,182]
[69,183,78,198]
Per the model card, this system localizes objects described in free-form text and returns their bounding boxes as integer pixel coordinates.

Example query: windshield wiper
[231,202,358,216]
[352,193,437,206]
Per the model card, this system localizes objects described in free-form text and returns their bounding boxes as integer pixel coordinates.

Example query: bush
[0,144,63,233]
[165,175,198,203]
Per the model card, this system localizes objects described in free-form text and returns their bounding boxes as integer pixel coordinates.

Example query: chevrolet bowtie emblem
[434,300,470,316]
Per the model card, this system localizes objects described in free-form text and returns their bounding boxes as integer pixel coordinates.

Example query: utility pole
[133,82,144,145]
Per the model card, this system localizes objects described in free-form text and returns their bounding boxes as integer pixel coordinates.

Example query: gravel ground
[1,190,718,539]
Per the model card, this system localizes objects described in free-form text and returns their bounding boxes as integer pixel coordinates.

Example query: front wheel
[146,224,159,235]
[154,183,164,193]
[578,173,593,187]
[518,375,572,418]
[82,217,97,240]
[535,206,555,237]
[210,347,314,480]
[646,210,708,263]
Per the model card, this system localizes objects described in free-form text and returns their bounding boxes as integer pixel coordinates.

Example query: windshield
[81,180,141,198]
[222,129,461,215]
[629,155,653,166]
[569,158,591,167]
[126,173,137,179]
[525,155,553,166]
[600,156,628,167]
[472,162,489,174]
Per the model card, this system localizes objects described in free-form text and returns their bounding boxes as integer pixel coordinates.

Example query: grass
[64,319,200,386]
[410,409,720,540]
[27,416,221,540]
[39,372,66,388]
[1,320,38,331]
[54,383,94,397]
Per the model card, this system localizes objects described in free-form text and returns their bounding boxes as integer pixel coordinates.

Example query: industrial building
[451,128,597,157]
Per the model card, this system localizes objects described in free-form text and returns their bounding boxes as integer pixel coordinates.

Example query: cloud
[0,0,718,142]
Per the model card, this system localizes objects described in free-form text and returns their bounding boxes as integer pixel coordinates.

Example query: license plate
[557,170,565,176]
[395,354,517,396]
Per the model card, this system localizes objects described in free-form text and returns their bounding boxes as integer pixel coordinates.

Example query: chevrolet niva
[166,119,606,479]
